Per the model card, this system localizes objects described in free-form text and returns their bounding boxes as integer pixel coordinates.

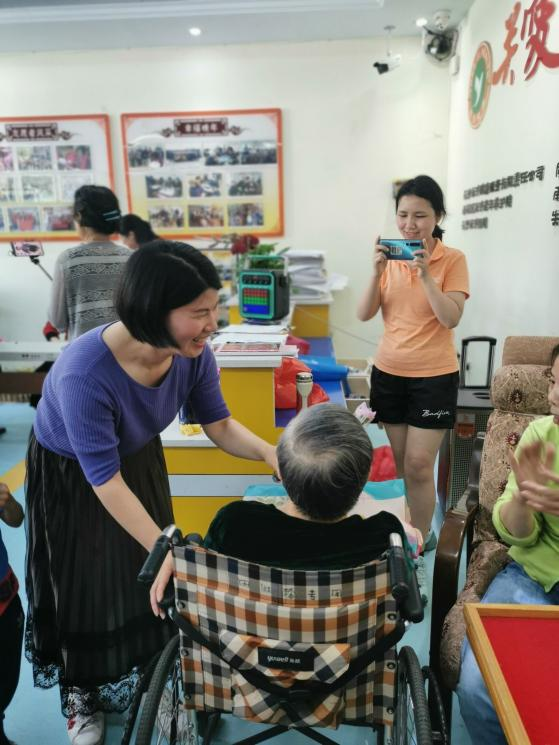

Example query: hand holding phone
[370,235,389,278]
[379,239,422,261]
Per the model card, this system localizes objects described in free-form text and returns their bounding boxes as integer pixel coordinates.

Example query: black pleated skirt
[24,432,175,716]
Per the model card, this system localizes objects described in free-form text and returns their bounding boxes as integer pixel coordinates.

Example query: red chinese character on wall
[521,0,559,80]
[493,2,522,84]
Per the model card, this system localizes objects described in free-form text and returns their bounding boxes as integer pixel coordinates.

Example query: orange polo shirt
[374,239,469,377]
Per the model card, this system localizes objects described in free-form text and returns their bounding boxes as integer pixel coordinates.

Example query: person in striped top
[48,185,131,340]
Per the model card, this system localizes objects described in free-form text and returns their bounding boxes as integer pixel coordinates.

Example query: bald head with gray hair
[277,403,373,522]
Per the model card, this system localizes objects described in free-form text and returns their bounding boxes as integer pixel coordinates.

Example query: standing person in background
[357,175,469,549]
[26,241,278,745]
[119,213,159,250]
[49,185,130,340]
[0,484,25,745]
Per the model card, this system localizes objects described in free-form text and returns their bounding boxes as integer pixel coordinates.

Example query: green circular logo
[469,42,492,128]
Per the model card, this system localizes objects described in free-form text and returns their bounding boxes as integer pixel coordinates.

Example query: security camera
[373,54,402,74]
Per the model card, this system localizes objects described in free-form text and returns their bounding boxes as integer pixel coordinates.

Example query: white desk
[0,340,67,396]
[0,340,67,363]
[0,340,286,370]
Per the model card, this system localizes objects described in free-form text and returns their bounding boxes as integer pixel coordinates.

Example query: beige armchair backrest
[501,335,559,366]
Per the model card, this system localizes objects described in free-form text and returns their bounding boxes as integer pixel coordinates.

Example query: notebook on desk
[213,341,298,356]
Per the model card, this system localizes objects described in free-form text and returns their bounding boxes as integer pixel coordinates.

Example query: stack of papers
[284,250,347,300]
[221,323,290,335]
[212,326,287,349]
[212,331,287,345]
[211,326,297,356]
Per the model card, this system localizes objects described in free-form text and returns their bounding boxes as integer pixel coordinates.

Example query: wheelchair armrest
[432,432,482,603]
[428,435,483,682]
[429,499,479,682]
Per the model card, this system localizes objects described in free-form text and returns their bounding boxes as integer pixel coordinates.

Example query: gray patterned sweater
[48,241,131,339]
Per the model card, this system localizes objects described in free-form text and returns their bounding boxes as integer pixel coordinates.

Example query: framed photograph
[121,109,283,238]
[0,115,114,240]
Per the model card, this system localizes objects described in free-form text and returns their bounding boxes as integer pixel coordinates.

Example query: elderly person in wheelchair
[141,403,441,745]
[150,402,421,609]
[457,343,559,744]
[203,402,421,569]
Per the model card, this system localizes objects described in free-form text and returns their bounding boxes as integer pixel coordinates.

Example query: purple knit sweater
[34,325,230,486]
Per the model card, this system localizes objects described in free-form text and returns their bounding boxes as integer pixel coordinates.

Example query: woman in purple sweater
[26,241,278,745]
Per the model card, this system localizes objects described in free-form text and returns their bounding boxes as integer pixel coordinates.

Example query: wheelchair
[128,525,448,745]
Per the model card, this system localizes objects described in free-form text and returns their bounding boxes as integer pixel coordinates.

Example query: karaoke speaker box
[238,269,290,322]
[437,336,497,511]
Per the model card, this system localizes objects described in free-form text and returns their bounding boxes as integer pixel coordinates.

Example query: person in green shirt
[204,403,413,570]
[457,343,559,745]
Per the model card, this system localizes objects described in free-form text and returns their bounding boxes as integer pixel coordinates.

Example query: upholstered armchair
[428,335,559,732]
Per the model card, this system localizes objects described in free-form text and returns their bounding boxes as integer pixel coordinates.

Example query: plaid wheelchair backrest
[173,544,399,729]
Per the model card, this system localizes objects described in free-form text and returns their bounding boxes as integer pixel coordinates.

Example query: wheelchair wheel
[122,651,161,745]
[393,647,433,745]
[135,634,199,745]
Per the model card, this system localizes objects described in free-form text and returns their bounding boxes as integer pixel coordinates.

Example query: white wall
[446,0,559,372]
[0,38,450,355]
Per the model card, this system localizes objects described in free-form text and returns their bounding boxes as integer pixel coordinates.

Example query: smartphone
[10,241,44,257]
[379,239,422,260]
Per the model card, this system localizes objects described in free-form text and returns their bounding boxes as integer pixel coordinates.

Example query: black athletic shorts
[370,366,459,430]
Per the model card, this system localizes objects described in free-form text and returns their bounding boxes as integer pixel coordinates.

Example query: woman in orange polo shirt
[357,175,469,547]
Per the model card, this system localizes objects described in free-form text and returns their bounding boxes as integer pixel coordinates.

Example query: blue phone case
[379,239,422,260]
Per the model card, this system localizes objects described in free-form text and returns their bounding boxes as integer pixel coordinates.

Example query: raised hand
[509,441,559,515]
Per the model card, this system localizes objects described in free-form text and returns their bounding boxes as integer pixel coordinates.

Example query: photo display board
[0,115,114,241]
[121,108,283,238]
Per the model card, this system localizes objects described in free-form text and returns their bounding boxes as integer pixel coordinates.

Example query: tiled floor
[0,404,472,744]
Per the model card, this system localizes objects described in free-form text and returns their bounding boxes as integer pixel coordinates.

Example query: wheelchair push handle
[388,533,408,600]
[138,524,183,584]
[388,533,424,624]
[404,563,424,624]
